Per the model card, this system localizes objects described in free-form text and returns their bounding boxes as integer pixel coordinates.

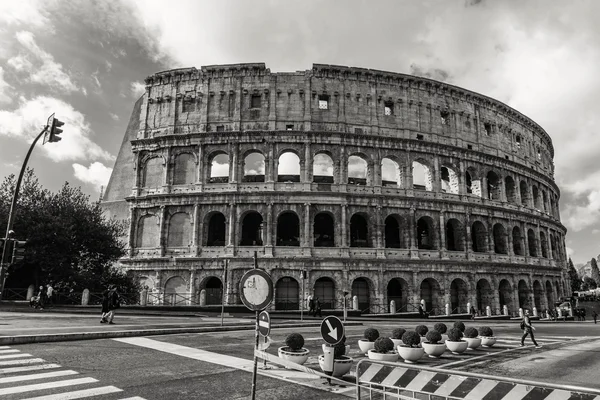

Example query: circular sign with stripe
[239,269,274,311]
[258,311,271,337]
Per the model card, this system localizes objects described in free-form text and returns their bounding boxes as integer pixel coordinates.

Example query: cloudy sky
[0,0,598,264]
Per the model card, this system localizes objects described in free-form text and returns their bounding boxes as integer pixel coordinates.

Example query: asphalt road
[1,319,599,399]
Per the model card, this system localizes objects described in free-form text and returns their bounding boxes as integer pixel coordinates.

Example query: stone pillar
[411,272,419,306]
[128,207,136,257]
[26,285,35,301]
[373,159,382,187]
[159,206,166,257]
[546,227,553,259]
[265,203,273,247]
[405,163,413,190]
[304,142,312,183]
[339,146,347,185]
[375,205,383,249]
[266,142,275,183]
[227,203,236,247]
[458,160,466,195]
[81,289,90,306]
[522,222,530,257]
[432,156,441,192]
[192,204,200,254]
[487,217,494,253]
[304,203,311,247]
[189,269,196,305]
[197,144,204,185]
[341,204,348,247]
[230,143,238,183]
[465,211,471,253]
[507,221,514,256]
[439,211,446,251]
[409,206,416,250]
[481,176,488,200]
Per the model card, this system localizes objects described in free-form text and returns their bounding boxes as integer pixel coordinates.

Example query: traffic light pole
[0,125,48,301]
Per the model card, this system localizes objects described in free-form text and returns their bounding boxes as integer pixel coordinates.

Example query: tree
[592,258,600,287]
[567,257,581,293]
[0,169,138,295]
[581,276,597,291]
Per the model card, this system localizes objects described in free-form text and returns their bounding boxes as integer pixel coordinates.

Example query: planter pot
[322,344,350,355]
[367,350,399,362]
[318,355,353,378]
[445,340,468,354]
[480,336,497,347]
[397,345,424,363]
[464,337,482,350]
[278,347,310,367]
[358,340,375,355]
[390,338,403,348]
[422,342,447,358]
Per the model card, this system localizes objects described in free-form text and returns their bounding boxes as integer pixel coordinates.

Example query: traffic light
[11,240,27,264]
[1,239,14,264]
[48,117,64,143]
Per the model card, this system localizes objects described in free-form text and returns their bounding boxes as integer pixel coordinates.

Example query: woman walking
[521,309,541,348]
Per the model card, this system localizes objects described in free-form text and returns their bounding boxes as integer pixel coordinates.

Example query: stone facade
[101,63,568,316]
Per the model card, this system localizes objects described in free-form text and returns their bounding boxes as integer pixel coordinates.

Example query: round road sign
[239,269,274,311]
[320,316,345,345]
[258,311,271,337]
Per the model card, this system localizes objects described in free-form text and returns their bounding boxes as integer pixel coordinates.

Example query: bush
[364,328,380,342]
[391,328,406,339]
[453,321,466,332]
[433,322,447,334]
[285,333,305,351]
[425,330,442,344]
[374,337,394,353]
[447,328,464,342]
[479,326,493,337]
[464,327,479,338]
[401,331,421,348]
[415,324,429,337]
[333,341,346,359]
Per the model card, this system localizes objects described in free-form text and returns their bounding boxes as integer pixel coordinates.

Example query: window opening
[318,95,329,110]
[286,124,294,131]
[484,123,491,135]
[216,125,224,132]
[467,144,473,150]
[354,128,363,135]
[250,94,261,109]
[416,134,424,140]
[440,110,449,125]
[516,135,521,148]
[384,101,394,116]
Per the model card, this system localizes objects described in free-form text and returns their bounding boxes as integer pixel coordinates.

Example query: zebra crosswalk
[0,346,145,400]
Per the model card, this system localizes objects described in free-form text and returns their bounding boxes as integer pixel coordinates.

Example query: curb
[0,322,363,345]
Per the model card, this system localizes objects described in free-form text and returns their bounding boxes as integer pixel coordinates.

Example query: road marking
[0,364,61,374]
[0,369,78,384]
[118,397,147,400]
[0,353,32,359]
[0,377,97,395]
[0,349,20,354]
[20,385,124,400]
[441,346,536,368]
[0,358,45,366]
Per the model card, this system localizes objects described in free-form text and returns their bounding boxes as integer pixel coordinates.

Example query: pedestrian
[470,306,476,320]
[308,295,315,316]
[521,309,541,348]
[314,297,322,318]
[36,285,45,310]
[582,309,586,321]
[419,304,425,317]
[593,310,598,324]
[46,283,54,307]
[103,285,120,325]
[100,286,110,323]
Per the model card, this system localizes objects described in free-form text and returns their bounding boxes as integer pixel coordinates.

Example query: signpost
[320,316,345,384]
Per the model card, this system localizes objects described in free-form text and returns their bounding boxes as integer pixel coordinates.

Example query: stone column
[546,227,553,259]
[159,206,166,257]
[409,206,416,250]
[230,143,238,183]
[432,156,441,192]
[487,217,494,253]
[227,203,236,246]
[341,204,348,247]
[339,146,347,185]
[265,203,273,247]
[197,145,204,187]
[507,220,514,256]
[458,160,466,195]
[375,205,383,248]
[481,176,488,200]
[128,207,136,257]
[439,211,446,251]
[491,276,500,315]
[304,203,311,247]
[192,203,200,255]
[522,222,530,257]
[465,211,471,254]
[189,269,196,305]
[412,272,420,306]
[304,142,312,183]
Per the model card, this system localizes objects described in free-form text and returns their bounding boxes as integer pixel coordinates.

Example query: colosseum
[100,63,569,317]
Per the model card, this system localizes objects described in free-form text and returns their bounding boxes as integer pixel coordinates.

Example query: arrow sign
[320,316,344,345]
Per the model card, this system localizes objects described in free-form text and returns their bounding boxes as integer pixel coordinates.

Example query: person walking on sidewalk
[104,285,120,325]
[46,284,54,307]
[521,310,541,348]
[307,294,315,317]
[593,310,598,324]
[100,287,110,323]
[314,297,322,317]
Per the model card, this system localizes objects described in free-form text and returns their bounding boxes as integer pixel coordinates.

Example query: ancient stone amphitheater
[100,63,568,316]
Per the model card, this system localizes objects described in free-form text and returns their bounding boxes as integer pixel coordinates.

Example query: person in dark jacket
[314,297,322,317]
[100,287,110,323]
[104,285,120,324]
[521,310,540,348]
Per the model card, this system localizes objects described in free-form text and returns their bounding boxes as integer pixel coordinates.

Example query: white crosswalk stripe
[0,369,79,384]
[21,386,123,400]
[0,377,98,395]
[0,349,20,354]
[0,363,61,374]
[0,352,33,359]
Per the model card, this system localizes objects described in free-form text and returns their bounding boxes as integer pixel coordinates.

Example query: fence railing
[1,288,29,301]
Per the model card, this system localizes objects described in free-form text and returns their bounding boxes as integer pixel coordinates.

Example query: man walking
[593,310,598,324]
[102,285,120,325]
[314,297,322,317]
[46,284,54,307]
[521,310,541,348]
[307,294,314,317]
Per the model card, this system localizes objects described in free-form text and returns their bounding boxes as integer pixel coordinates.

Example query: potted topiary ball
[434,322,448,342]
[479,326,496,347]
[358,328,380,355]
[368,337,398,362]
[415,324,429,343]
[463,327,481,350]
[397,331,424,363]
[445,327,468,354]
[453,321,466,332]
[390,328,406,348]
[319,337,353,377]
[278,333,310,366]
[422,330,446,358]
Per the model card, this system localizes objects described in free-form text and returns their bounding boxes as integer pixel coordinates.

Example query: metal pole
[221,259,227,327]
[301,272,304,321]
[251,250,259,400]
[1,126,48,301]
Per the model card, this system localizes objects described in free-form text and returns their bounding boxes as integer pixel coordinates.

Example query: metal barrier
[355,359,600,400]
[0,288,28,301]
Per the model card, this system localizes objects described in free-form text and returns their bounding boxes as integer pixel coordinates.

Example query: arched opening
[487,171,501,200]
[532,185,541,210]
[412,161,432,191]
[348,155,368,185]
[533,280,543,311]
[546,280,555,307]
[384,216,401,248]
[382,158,401,187]
[476,279,493,314]
[540,231,548,258]
[205,277,223,306]
[164,276,187,306]
[142,157,163,188]
[518,280,530,310]
[243,152,265,182]
[505,176,517,203]
[167,212,191,247]
[314,213,335,247]
[240,212,264,246]
[136,215,158,248]
[493,223,507,254]
[173,153,195,185]
[499,279,513,314]
[313,153,334,183]
[387,278,408,312]
[512,226,524,255]
[420,278,441,312]
[417,217,435,250]
[465,170,473,194]
[275,277,299,310]
[209,153,229,183]
[450,278,469,314]
[520,181,530,206]
[352,278,370,312]
[206,213,226,246]
[445,219,464,251]
[440,166,459,194]
[466,168,482,197]
[350,214,369,247]
[554,281,560,299]
[278,151,300,182]
[314,277,335,309]
[276,212,300,246]
[471,221,488,252]
[527,229,537,257]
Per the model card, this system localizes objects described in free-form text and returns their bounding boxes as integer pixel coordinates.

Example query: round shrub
[364,328,380,342]
[453,321,466,332]
[285,333,305,351]
[425,330,442,344]
[479,326,493,337]
[447,328,464,342]
[415,324,429,337]
[401,331,421,348]
[391,328,406,339]
[464,327,479,338]
[433,322,447,334]
[333,341,346,359]
[374,337,394,353]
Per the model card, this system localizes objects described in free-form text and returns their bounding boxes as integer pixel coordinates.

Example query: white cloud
[0,96,114,163]
[0,67,13,104]
[11,31,80,94]
[109,113,119,121]
[130,81,146,98]
[0,0,48,29]
[72,162,113,187]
